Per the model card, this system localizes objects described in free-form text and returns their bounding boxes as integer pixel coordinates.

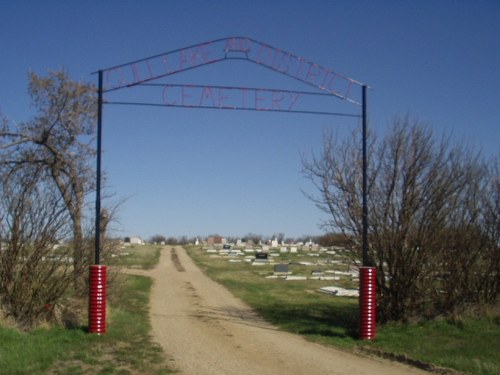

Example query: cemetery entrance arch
[93,37,373,339]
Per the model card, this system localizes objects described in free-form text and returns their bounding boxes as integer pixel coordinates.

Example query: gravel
[133,246,430,375]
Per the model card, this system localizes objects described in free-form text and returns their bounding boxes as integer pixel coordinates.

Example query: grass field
[1,243,498,374]
[185,245,500,375]
[0,245,173,375]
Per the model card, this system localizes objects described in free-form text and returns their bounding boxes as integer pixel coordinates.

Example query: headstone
[255,252,268,260]
[318,286,359,297]
[290,246,298,253]
[274,264,289,274]
[285,276,307,281]
[253,252,269,265]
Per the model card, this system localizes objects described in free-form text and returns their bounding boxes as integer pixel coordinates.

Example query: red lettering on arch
[271,91,284,110]
[200,87,216,107]
[224,37,250,51]
[344,80,353,100]
[255,44,273,65]
[105,67,129,89]
[326,73,339,93]
[181,86,193,106]
[276,50,290,73]
[288,93,301,110]
[240,88,250,109]
[255,89,267,110]
[319,69,333,90]
[162,86,176,105]
[294,57,307,80]
[305,63,321,85]
[131,63,142,84]
[218,88,229,108]
[161,54,173,74]
[195,44,213,63]
[179,50,190,69]
[224,38,239,51]
[145,59,154,79]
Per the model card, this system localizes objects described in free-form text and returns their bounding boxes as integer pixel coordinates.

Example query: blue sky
[1,0,499,240]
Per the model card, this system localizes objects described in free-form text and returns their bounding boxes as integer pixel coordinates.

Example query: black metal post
[95,70,103,265]
[362,85,369,266]
[358,84,376,340]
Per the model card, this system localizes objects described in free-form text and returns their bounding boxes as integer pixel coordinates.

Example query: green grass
[4,243,497,374]
[0,247,174,375]
[0,325,88,374]
[107,244,162,270]
[188,247,362,345]
[186,245,500,375]
[371,318,500,375]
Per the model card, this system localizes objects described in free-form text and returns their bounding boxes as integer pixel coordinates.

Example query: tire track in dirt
[134,246,432,374]
[170,247,186,272]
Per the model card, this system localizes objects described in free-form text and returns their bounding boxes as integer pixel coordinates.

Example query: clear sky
[1,0,499,240]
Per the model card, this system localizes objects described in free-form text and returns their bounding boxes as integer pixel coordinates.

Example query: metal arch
[95,37,366,104]
[94,37,370,269]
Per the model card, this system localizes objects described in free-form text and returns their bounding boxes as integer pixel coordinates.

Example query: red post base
[359,266,376,340]
[89,265,107,334]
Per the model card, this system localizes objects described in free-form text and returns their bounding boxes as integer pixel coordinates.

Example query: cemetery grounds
[185,243,500,375]
[0,244,498,374]
[140,245,430,375]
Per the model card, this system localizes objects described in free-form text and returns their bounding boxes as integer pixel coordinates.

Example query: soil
[128,246,431,374]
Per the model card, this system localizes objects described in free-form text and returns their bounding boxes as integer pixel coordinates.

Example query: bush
[302,116,500,321]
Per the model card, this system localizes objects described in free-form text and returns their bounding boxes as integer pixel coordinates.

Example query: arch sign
[92,36,374,339]
[102,37,362,103]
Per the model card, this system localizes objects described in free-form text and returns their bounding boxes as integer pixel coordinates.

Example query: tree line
[302,116,499,322]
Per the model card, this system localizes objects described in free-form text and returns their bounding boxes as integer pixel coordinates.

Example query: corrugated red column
[89,265,107,334]
[359,266,376,340]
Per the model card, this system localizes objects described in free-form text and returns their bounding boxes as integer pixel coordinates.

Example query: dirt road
[134,246,430,374]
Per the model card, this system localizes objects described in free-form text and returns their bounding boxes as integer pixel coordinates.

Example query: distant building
[207,236,226,245]
[124,236,144,245]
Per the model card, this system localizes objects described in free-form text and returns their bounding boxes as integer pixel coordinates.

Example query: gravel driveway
[133,246,430,374]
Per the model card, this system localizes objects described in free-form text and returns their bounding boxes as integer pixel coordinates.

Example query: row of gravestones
[205,246,359,279]
[256,254,357,280]
[205,247,359,295]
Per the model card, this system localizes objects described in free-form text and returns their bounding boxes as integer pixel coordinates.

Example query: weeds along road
[132,246,431,375]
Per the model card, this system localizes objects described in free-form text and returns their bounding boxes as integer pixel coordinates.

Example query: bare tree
[1,70,96,291]
[302,127,377,252]
[477,156,500,304]
[150,234,167,244]
[0,162,74,329]
[303,116,499,321]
